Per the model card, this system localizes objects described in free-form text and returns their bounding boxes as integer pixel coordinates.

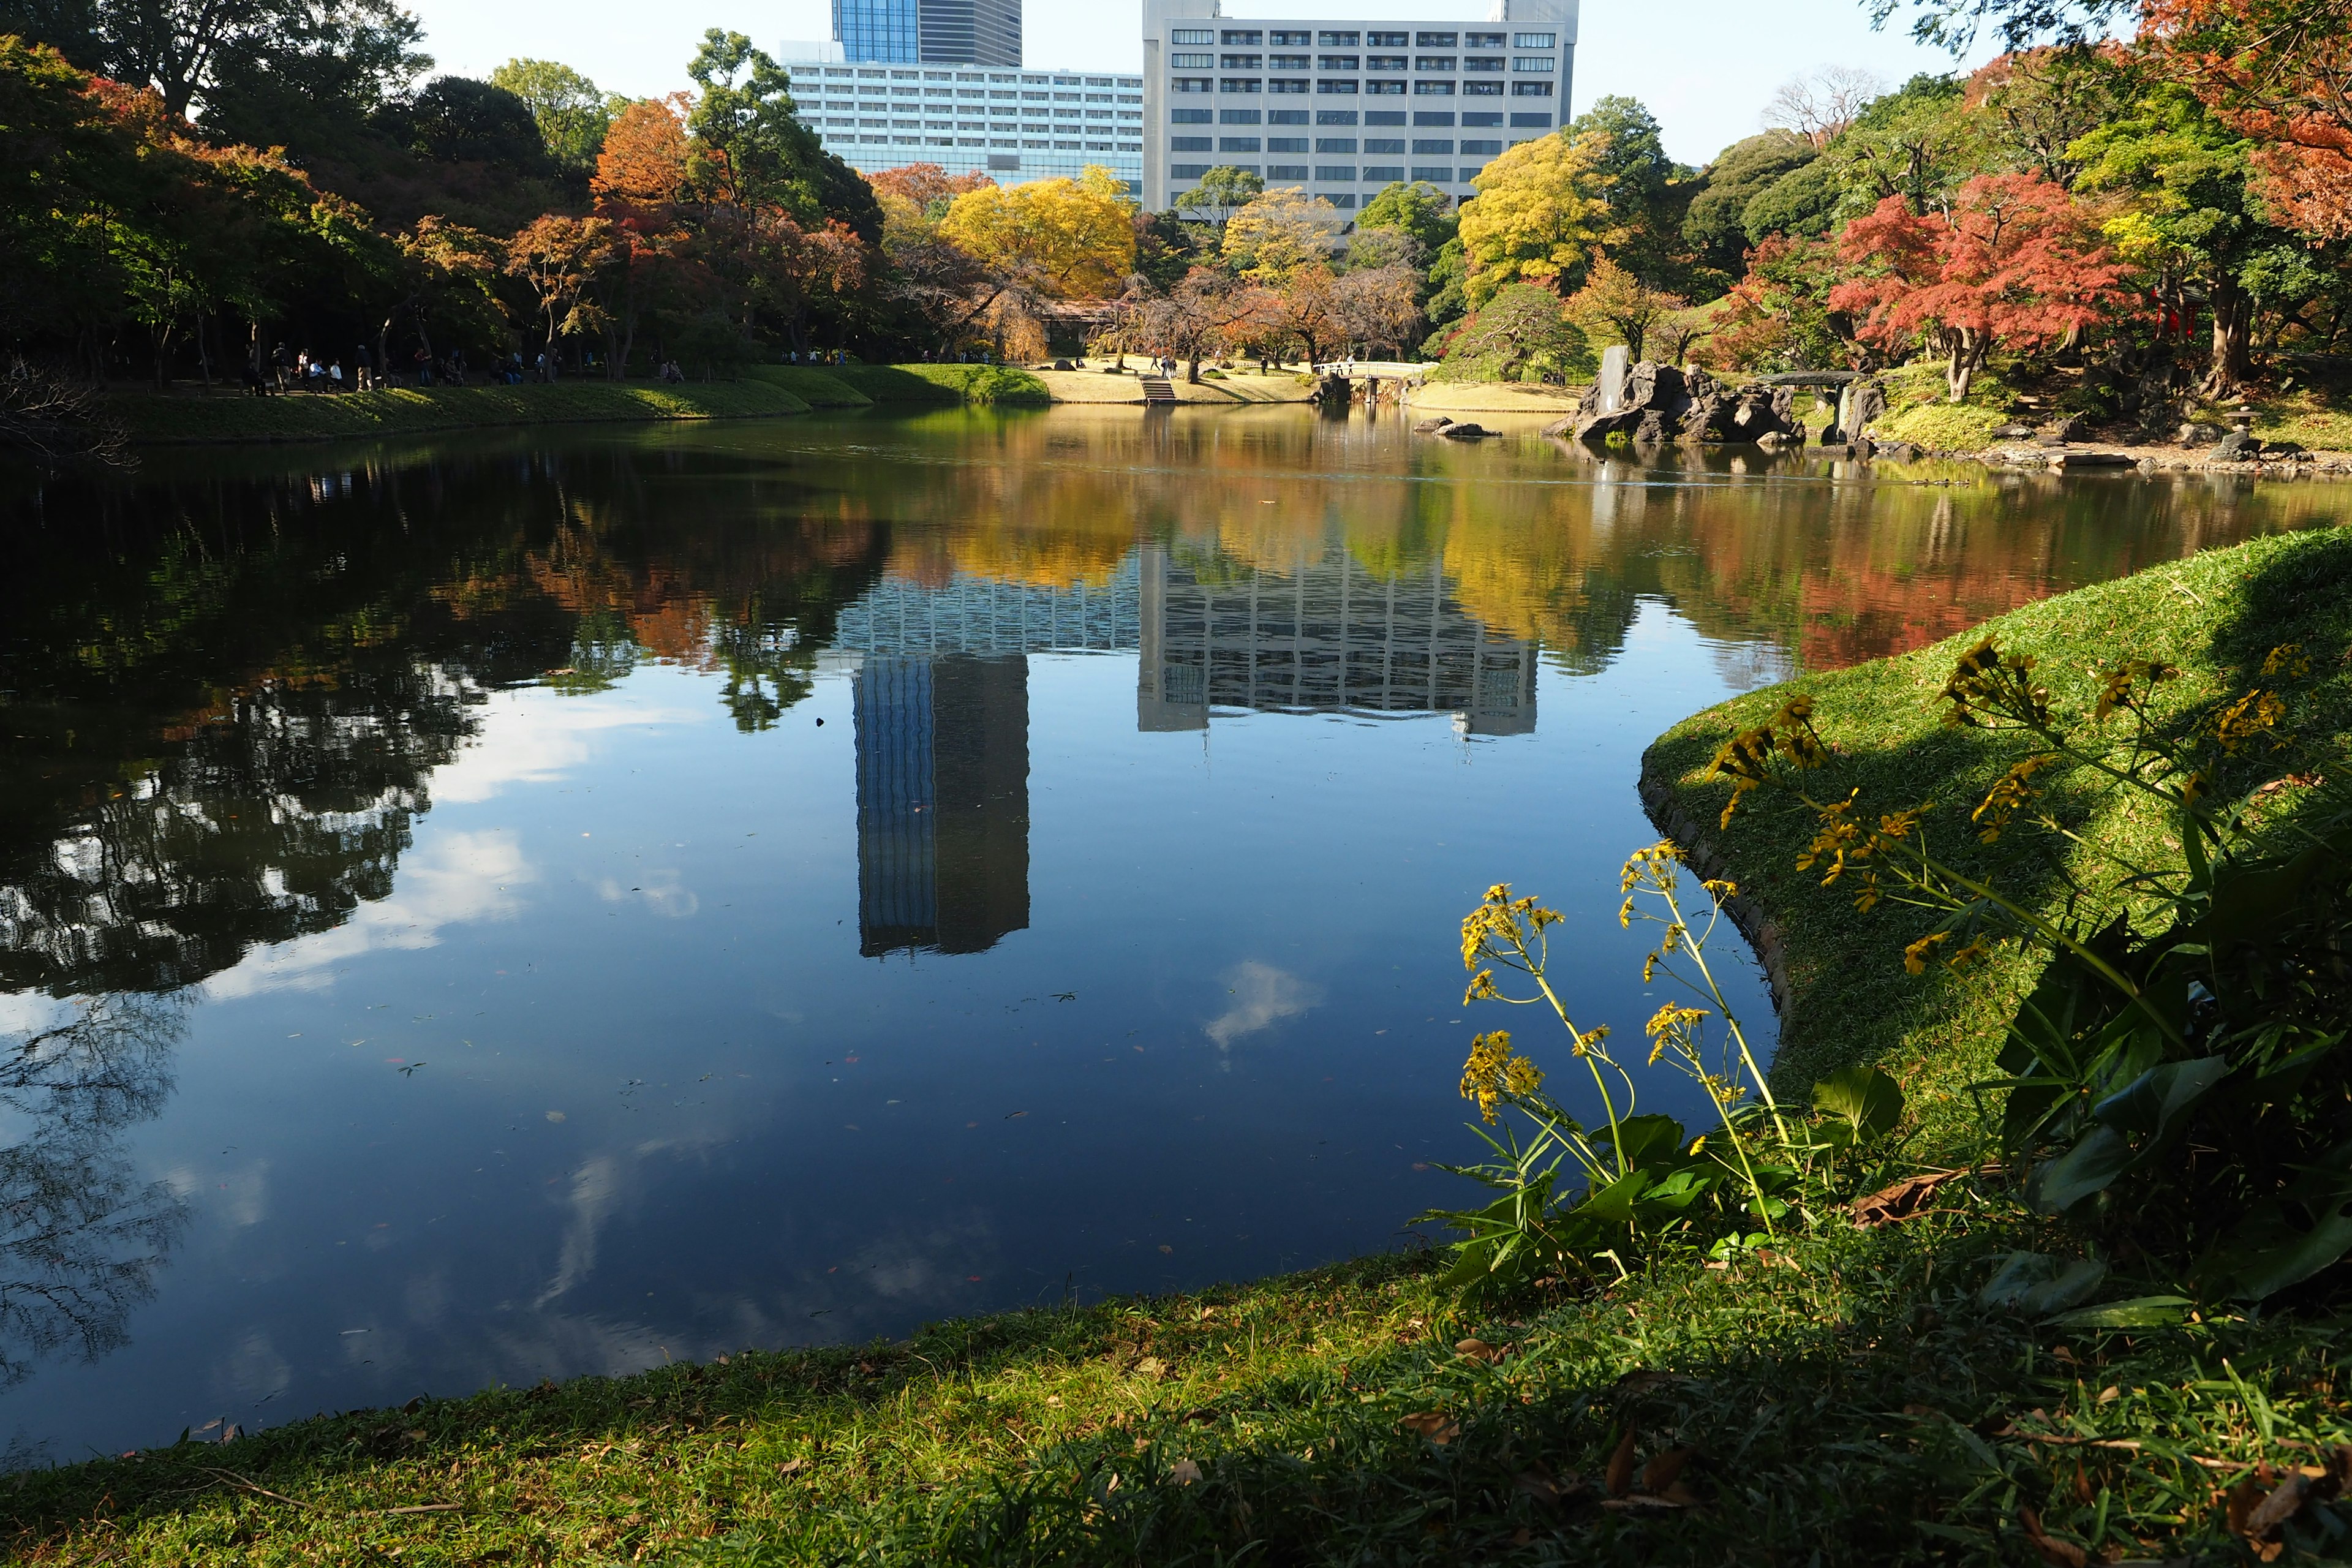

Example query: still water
[2,407,2342,1460]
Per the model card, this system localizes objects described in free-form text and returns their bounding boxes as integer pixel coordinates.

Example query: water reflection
[0,412,2345,1457]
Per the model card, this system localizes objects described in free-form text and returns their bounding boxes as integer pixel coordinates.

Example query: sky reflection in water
[1,407,2343,1460]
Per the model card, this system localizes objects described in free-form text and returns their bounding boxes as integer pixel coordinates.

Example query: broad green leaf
[1980,1251,2108,1314]
[1812,1065,1904,1143]
[2046,1295,2192,1329]
[2201,1137,2352,1301]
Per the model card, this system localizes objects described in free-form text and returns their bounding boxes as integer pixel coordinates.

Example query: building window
[1466,31,1505,46]
[1267,162,1308,178]
[1363,136,1403,153]
[1172,78,1211,92]
[1317,78,1359,94]
[1269,135,1308,151]
[1510,80,1554,96]
[1365,109,1407,124]
[1319,192,1357,208]
[1462,111,1502,126]
[1509,111,1552,127]
[1316,108,1358,125]
[1220,135,1261,151]
[1221,28,1261,43]
[1316,31,1359,45]
[1512,31,1556,47]
[1458,166,1487,181]
[1414,80,1455,95]
[1464,56,1503,71]
[1171,107,1212,123]
[1366,80,1406,94]
[1416,30,1458,45]
[1170,163,1209,178]
[1315,136,1356,152]
[1220,78,1262,93]
[1367,30,1408,45]
[1317,55,1357,69]
[1269,78,1308,93]
[1512,56,1555,71]
[1411,137,1453,154]
[1414,56,1455,70]
[1170,28,1212,43]
[1464,81,1503,96]
[1171,135,1211,150]
[1269,53,1309,67]
[1170,52,1211,67]
[1360,164,1403,181]
[1460,138,1501,154]
[1308,163,1352,181]
[1270,29,1310,44]
[1268,108,1310,123]
[1414,110,1453,126]
[1219,107,1260,123]
[1366,54,1406,69]
[1410,164,1451,181]
[1220,54,1261,67]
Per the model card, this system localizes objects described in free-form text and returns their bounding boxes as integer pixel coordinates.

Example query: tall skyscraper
[832,0,1022,66]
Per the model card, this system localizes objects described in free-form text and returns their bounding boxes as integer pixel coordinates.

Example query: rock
[1438,422,1493,440]
[1540,414,1575,439]
[2213,429,2254,459]
[2051,451,2136,469]
[1632,409,1673,444]
[1592,344,1630,414]
[1412,415,1455,434]
[1815,442,1853,457]
[1993,423,2035,439]
[2038,414,2090,443]
[1052,358,1076,370]
[1817,421,1845,445]
[2268,439,2307,458]
[2178,421,2226,446]
[1839,380,1887,439]
[1877,442,1920,462]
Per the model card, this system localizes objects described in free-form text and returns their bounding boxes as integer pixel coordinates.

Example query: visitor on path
[412,346,434,386]
[271,342,290,392]
[328,361,344,392]
[355,345,373,391]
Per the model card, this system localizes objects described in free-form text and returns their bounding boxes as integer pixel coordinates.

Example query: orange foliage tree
[2143,0,2352,238]
[1829,172,2136,400]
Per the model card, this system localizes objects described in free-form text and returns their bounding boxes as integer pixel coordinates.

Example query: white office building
[1138,0,1577,213]
[782,56,1147,191]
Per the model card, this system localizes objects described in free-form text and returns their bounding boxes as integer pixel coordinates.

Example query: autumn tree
[1456,130,1618,309]
[939,168,1136,298]
[1432,281,1593,382]
[1705,232,1850,371]
[1219,187,1344,285]
[507,214,616,375]
[1830,170,2133,399]
[867,162,995,213]
[380,216,505,376]
[1564,255,1687,361]
[745,211,867,353]
[2144,0,2352,239]
[1132,265,1257,380]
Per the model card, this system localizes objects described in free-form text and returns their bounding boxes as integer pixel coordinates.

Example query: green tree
[377,76,550,172]
[1740,159,1844,244]
[0,0,97,63]
[96,0,428,119]
[1565,96,1695,286]
[1431,279,1593,382]
[1682,131,1815,274]
[684,29,881,241]
[489,58,620,172]
[1172,165,1265,229]
[1357,179,1458,257]
[1825,73,1981,214]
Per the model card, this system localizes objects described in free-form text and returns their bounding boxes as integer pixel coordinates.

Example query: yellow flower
[1797,792,1864,884]
[2209,688,2285,753]
[1463,970,1501,1004]
[2263,643,2311,679]
[1947,937,1992,971]
[1853,872,1883,913]
[1970,754,2056,842]
[1903,932,1950,975]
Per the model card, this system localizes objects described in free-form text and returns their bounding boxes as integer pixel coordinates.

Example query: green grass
[113,382,814,445]
[823,364,1053,407]
[1870,359,2016,452]
[741,366,876,407]
[13,533,2352,1565]
[2250,386,2352,453]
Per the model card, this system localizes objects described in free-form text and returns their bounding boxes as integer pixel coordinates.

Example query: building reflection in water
[1135,545,1539,736]
[832,567,1140,957]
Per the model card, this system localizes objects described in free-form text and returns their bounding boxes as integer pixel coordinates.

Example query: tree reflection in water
[0,993,186,1392]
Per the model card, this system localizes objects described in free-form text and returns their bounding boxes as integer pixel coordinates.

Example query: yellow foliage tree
[1456,130,1619,311]
[939,167,1136,299]
[1219,187,1344,284]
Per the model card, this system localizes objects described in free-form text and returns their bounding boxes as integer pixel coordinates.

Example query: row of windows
[1172,108,1552,129]
[842,135,1140,153]
[791,65,1143,88]
[1169,162,1491,184]
[815,86,1140,103]
[822,105,1140,118]
[1175,78,1554,97]
[829,118,1139,132]
[1175,135,1502,155]
[1184,54,1556,70]
[1168,28,1553,47]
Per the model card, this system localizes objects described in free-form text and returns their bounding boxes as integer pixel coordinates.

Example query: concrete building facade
[1137,0,1578,213]
[783,57,1145,190]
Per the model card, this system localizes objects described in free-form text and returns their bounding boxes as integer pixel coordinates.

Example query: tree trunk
[1187,354,1202,383]
[2203,273,2253,396]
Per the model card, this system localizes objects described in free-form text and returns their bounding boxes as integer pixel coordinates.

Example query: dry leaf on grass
[1641,1448,1693,1494]
[1134,1357,1167,1379]
[1604,1428,1638,1498]
[1850,1170,1962,1227]
[1512,1466,1581,1507]
[776,1458,811,1477]
[1169,1458,1202,1486]
[1454,1338,1505,1363]
[2018,1504,2087,1567]
[2226,1451,2352,1561]
[1400,1412,1460,1445]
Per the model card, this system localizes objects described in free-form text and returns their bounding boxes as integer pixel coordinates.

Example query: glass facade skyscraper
[832,0,1020,66]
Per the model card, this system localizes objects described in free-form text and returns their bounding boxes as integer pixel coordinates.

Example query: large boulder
[1438,421,1494,441]
[1572,362,1804,445]
[1572,361,1691,443]
[1412,415,1455,434]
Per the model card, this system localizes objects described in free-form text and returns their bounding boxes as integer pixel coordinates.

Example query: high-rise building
[831,0,1022,65]
[1137,0,1578,212]
[783,57,1145,191]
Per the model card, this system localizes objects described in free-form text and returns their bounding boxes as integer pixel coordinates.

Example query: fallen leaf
[1850,1170,1961,1227]
[1641,1447,1692,1494]
[1135,1357,1167,1379]
[777,1458,810,1477]
[1400,1412,1460,1445]
[1455,1338,1504,1363]
[1604,1428,1638,1498]
[2019,1504,2088,1567]
[1169,1458,1202,1485]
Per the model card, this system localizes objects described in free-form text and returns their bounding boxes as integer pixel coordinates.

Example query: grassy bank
[12,533,2352,1565]
[821,363,1052,407]
[112,381,818,445]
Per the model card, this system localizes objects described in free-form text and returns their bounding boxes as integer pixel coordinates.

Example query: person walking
[355,344,373,391]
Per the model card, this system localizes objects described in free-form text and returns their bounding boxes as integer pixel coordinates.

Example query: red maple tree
[1829,172,2136,402]
[2144,0,2352,238]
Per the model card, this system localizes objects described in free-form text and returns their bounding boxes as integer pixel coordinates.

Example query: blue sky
[404,0,1994,164]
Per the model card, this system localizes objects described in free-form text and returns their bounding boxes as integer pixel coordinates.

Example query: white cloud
[1204,961,1323,1048]
[429,689,703,806]
[595,870,699,919]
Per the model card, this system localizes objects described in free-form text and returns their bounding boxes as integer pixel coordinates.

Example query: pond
[2,407,2343,1461]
